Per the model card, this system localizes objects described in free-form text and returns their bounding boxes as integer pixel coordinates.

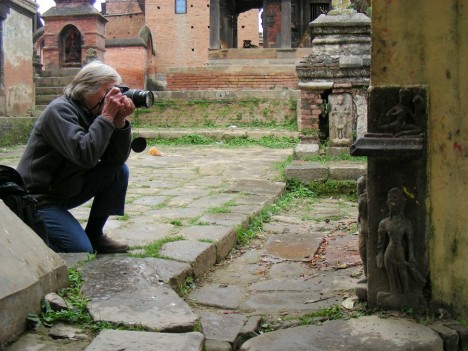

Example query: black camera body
[117,85,154,108]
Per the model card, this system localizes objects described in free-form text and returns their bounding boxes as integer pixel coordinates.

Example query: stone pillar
[280,0,291,48]
[0,3,7,116]
[209,0,221,49]
[351,86,428,311]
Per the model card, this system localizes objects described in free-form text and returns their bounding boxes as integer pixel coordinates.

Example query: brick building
[35,0,333,89]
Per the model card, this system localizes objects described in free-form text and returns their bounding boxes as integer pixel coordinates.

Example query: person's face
[84,81,115,115]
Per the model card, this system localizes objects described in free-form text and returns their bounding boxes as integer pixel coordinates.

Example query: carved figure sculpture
[357,175,368,282]
[378,88,422,136]
[376,188,420,294]
[65,31,81,63]
[329,94,353,146]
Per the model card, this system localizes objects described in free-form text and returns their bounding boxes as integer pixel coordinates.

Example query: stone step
[35,94,60,105]
[285,160,366,182]
[35,75,74,87]
[86,330,205,351]
[38,68,80,78]
[35,86,64,95]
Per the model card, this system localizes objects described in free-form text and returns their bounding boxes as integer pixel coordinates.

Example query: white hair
[64,61,122,102]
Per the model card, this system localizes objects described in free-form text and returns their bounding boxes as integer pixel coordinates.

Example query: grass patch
[170,219,183,226]
[147,135,299,149]
[130,235,185,258]
[206,200,236,214]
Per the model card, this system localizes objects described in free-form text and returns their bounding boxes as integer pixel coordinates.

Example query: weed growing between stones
[130,235,185,259]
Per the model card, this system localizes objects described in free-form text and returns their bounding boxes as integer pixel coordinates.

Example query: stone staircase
[34,68,80,111]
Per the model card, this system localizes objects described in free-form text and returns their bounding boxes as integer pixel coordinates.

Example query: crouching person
[16,61,134,253]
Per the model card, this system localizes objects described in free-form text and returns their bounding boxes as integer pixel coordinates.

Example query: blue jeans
[40,162,129,253]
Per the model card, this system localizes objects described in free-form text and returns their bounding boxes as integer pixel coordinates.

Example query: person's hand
[100,87,135,128]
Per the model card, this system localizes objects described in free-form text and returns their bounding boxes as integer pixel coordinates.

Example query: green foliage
[289,98,297,110]
[305,179,357,200]
[179,276,195,297]
[297,305,346,325]
[170,219,183,226]
[0,119,35,147]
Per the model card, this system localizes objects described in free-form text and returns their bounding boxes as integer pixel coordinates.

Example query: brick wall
[300,89,323,132]
[145,0,211,74]
[144,1,260,75]
[105,46,147,89]
[264,2,281,48]
[167,66,298,91]
[106,14,145,39]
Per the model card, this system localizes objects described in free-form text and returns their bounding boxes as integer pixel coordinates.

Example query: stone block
[294,143,320,159]
[285,161,328,182]
[160,240,217,278]
[329,163,366,180]
[0,202,68,346]
[179,225,237,262]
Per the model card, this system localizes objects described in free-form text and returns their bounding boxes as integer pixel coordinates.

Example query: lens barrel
[117,85,154,108]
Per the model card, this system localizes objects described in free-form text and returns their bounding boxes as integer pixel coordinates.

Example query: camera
[117,85,154,108]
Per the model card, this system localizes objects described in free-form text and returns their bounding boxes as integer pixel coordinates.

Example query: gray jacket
[17,96,132,205]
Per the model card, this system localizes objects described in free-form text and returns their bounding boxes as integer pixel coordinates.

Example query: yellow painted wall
[371,1,468,316]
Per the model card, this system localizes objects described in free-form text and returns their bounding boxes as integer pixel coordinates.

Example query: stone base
[376,291,426,311]
[326,146,351,157]
[355,281,368,302]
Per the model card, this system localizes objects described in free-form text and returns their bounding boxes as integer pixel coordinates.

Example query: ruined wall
[371,1,468,317]
[1,6,34,116]
[238,9,260,48]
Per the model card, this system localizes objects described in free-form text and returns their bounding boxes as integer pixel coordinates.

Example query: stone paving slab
[240,316,444,351]
[86,330,205,351]
[197,212,251,229]
[188,284,245,310]
[179,225,237,262]
[112,221,174,246]
[199,311,248,343]
[79,256,198,332]
[240,290,343,314]
[265,233,324,261]
[160,240,217,278]
[226,179,286,197]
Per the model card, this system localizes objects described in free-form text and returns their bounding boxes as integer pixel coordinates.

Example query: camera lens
[123,89,154,108]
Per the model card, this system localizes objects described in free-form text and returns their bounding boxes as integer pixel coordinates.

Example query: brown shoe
[91,234,129,253]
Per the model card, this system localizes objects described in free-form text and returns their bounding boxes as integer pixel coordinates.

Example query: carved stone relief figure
[329,93,353,146]
[357,175,368,283]
[376,187,425,308]
[62,27,82,65]
[378,88,424,137]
